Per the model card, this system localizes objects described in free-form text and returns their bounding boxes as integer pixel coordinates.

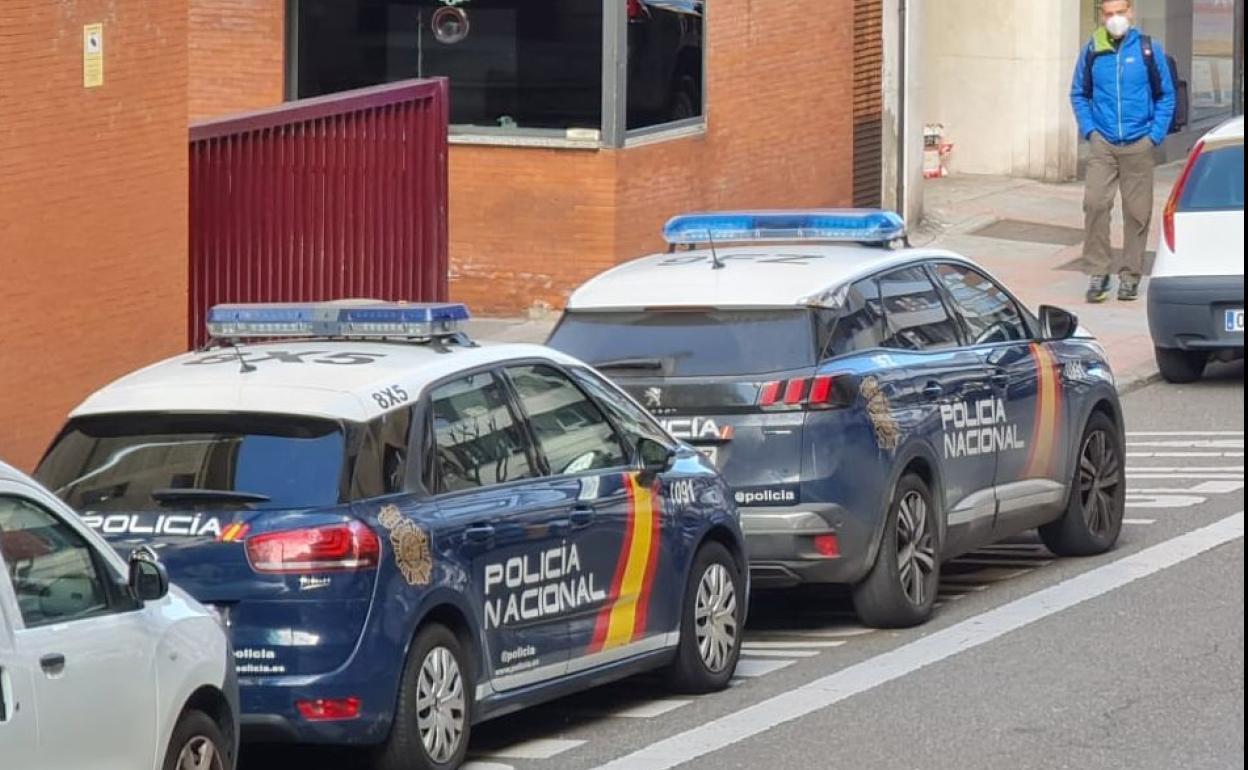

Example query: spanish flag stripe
[602,480,656,649]
[631,484,663,642]
[1024,344,1061,478]
[590,479,637,650]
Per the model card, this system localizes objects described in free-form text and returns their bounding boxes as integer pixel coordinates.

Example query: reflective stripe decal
[1024,343,1063,478]
[590,474,662,653]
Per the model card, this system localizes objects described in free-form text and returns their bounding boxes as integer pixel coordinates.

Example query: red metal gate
[189,79,449,348]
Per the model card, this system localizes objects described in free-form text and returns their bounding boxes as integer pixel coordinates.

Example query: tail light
[296,697,361,721]
[246,521,380,573]
[1163,139,1203,252]
[759,374,852,410]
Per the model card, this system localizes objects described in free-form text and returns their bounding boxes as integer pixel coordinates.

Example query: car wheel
[852,473,940,629]
[667,540,743,693]
[1039,411,1125,556]
[162,709,229,770]
[1155,346,1207,383]
[376,623,473,770]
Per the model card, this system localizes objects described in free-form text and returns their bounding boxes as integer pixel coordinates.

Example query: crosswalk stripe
[1128,451,1244,458]
[1126,431,1243,436]
[741,649,821,658]
[732,658,794,678]
[752,627,874,639]
[599,699,692,719]
[742,640,846,650]
[1123,518,1156,525]
[463,762,515,770]
[478,738,586,760]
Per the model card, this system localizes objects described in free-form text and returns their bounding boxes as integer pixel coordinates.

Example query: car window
[933,264,1029,345]
[568,366,675,452]
[878,266,962,351]
[819,278,886,359]
[350,407,414,500]
[1179,144,1244,212]
[0,495,116,628]
[547,309,817,376]
[429,371,536,494]
[506,365,629,476]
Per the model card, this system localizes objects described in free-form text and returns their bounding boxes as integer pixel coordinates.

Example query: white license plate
[694,445,719,467]
[1227,309,1245,333]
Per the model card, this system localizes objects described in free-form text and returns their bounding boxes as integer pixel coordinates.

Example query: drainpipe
[896,0,908,219]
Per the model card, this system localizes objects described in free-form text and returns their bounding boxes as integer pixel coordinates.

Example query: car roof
[70,340,586,423]
[1203,115,1244,144]
[564,244,978,310]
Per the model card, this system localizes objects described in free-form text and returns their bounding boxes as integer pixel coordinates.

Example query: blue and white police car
[34,302,746,770]
[548,210,1126,628]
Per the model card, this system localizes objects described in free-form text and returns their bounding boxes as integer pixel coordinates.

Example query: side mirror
[128,547,170,603]
[637,438,675,483]
[1038,305,1078,340]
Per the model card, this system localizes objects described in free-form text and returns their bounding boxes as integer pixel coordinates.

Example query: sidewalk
[469,163,1183,392]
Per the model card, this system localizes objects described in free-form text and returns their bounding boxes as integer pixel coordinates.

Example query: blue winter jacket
[1070,27,1176,147]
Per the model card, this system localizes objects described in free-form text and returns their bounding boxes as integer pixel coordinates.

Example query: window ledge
[449,131,602,150]
[623,120,707,148]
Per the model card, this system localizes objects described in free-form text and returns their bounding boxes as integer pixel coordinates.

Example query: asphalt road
[244,361,1245,770]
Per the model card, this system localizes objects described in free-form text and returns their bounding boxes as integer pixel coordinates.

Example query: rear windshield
[35,413,346,512]
[1179,144,1244,212]
[548,309,817,377]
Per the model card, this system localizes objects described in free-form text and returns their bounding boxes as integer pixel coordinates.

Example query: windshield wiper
[151,488,271,504]
[592,357,664,371]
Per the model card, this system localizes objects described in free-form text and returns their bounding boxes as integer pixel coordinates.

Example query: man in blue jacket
[1070,0,1176,302]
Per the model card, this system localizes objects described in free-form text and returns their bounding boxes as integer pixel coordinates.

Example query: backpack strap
[1140,34,1164,101]
[1082,42,1096,99]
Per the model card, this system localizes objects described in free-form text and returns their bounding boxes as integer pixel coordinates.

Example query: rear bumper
[741,503,874,588]
[1147,275,1245,351]
[238,672,394,745]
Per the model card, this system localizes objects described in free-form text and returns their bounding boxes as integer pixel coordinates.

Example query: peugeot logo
[643,387,663,409]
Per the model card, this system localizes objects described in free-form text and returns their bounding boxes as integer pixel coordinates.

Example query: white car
[1148,115,1245,382]
[0,461,238,770]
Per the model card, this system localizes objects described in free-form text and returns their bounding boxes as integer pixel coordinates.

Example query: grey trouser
[1082,133,1155,281]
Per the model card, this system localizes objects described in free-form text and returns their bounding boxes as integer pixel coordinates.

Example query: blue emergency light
[662,209,906,246]
[206,301,471,340]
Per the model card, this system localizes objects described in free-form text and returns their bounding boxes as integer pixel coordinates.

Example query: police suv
[548,210,1126,628]
[34,303,746,770]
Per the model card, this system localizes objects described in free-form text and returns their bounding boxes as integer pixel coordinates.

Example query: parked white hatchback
[0,460,238,770]
[1148,115,1245,382]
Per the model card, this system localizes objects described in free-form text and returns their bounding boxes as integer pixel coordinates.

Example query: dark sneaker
[1118,278,1140,301]
[1086,274,1111,303]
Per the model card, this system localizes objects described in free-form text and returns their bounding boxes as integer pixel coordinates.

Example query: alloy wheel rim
[416,646,466,763]
[176,736,222,770]
[694,563,738,673]
[1078,429,1122,537]
[896,490,937,606]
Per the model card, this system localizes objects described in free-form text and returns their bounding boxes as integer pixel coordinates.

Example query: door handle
[922,381,944,398]
[464,524,495,544]
[569,507,596,529]
[39,654,66,675]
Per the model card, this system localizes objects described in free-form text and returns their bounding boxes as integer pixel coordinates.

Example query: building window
[289,0,705,144]
[1192,0,1236,121]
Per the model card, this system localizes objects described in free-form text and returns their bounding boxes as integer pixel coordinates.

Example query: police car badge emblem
[860,376,901,450]
[378,504,433,586]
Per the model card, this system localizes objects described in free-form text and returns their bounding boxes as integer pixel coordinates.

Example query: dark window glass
[507,365,628,475]
[548,309,817,377]
[0,496,113,628]
[569,366,674,451]
[296,0,603,131]
[934,264,1029,345]
[430,372,535,492]
[350,408,414,499]
[626,0,704,129]
[36,414,346,512]
[1179,144,1245,212]
[819,279,886,358]
[878,267,961,351]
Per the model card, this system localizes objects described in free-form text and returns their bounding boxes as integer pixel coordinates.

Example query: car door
[426,369,574,692]
[501,362,668,670]
[876,264,999,555]
[931,262,1066,533]
[0,541,39,768]
[0,484,159,770]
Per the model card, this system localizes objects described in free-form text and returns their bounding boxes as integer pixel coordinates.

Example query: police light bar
[206,301,471,340]
[662,209,906,246]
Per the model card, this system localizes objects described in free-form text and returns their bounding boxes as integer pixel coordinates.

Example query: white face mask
[1106,14,1131,38]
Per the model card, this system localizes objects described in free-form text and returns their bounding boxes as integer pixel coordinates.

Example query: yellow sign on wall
[83,24,104,88]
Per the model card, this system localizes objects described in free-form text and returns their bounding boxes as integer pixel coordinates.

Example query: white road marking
[480,738,586,760]
[740,649,822,658]
[756,628,875,639]
[1126,494,1206,509]
[731,659,794,678]
[1125,466,1244,472]
[598,699,692,719]
[1123,518,1156,525]
[1126,431,1243,437]
[742,640,847,650]
[594,513,1244,770]
[1128,451,1244,458]
[1130,481,1245,494]
[1127,473,1244,480]
[463,763,515,770]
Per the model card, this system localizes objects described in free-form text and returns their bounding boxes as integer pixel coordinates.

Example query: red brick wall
[189,0,284,121]
[0,1,189,470]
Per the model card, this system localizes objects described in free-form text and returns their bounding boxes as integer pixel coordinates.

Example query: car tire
[1039,411,1125,557]
[376,623,473,770]
[1155,346,1207,383]
[852,474,941,629]
[162,709,230,770]
[667,540,743,693]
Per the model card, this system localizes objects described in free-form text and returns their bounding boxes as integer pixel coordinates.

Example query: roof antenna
[706,229,725,270]
[229,340,256,374]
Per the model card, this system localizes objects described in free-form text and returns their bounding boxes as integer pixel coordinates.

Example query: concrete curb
[1116,369,1163,396]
